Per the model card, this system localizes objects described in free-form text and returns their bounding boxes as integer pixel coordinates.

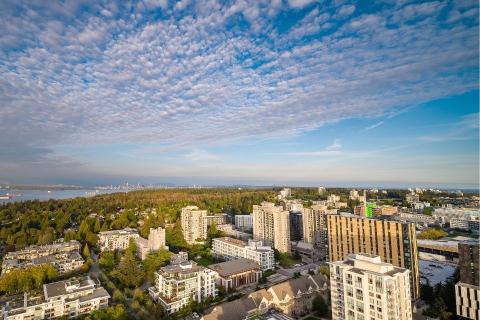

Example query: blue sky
[0,0,478,188]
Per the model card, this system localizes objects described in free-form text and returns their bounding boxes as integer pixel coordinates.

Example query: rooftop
[268,274,327,300]
[209,259,261,277]
[332,253,408,276]
[77,287,110,303]
[214,236,246,248]
[159,261,204,274]
[98,227,138,236]
[44,277,94,299]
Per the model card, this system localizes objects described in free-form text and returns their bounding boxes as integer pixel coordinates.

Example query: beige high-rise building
[302,205,337,260]
[136,227,168,260]
[330,253,412,320]
[181,206,208,245]
[326,214,419,299]
[252,202,290,253]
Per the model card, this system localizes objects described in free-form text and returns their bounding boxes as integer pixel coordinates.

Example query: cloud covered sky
[0,0,478,188]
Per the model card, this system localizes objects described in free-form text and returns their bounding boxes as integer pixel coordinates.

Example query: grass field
[195,256,215,267]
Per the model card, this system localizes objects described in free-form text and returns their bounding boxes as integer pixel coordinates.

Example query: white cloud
[365,121,384,131]
[184,149,221,162]
[175,0,190,10]
[337,4,355,18]
[143,0,169,10]
[272,139,343,157]
[288,0,317,9]
[0,0,477,181]
[326,139,342,151]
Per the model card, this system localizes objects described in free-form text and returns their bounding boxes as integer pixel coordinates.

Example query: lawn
[263,269,277,278]
[195,256,215,267]
[278,253,302,268]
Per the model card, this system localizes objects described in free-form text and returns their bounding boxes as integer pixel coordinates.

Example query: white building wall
[456,282,480,320]
[330,254,412,320]
[212,238,274,271]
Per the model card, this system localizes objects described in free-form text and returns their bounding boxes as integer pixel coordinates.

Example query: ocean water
[0,189,119,203]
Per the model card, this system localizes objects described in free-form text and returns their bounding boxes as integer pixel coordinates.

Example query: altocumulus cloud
[0,0,478,171]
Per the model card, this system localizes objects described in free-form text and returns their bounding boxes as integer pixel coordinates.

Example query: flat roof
[160,261,203,274]
[44,277,93,299]
[78,288,110,303]
[214,237,246,248]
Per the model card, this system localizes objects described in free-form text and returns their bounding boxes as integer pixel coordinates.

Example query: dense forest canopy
[0,188,276,251]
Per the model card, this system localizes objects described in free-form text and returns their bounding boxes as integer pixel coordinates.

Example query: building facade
[234,215,253,232]
[372,206,398,216]
[136,227,168,260]
[395,212,435,225]
[0,276,109,320]
[98,227,139,251]
[329,253,412,320]
[252,202,290,253]
[204,214,228,227]
[289,212,303,241]
[433,207,480,223]
[450,218,480,233]
[181,206,208,244]
[1,240,83,275]
[98,227,167,260]
[455,283,480,320]
[326,214,419,299]
[216,223,252,241]
[149,260,216,314]
[302,205,336,260]
[456,240,480,320]
[212,237,275,271]
[406,193,420,204]
[209,259,262,292]
[458,241,480,286]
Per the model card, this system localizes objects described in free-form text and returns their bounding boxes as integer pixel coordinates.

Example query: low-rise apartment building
[329,253,412,320]
[433,207,480,223]
[149,260,216,314]
[0,276,109,320]
[212,237,275,271]
[395,212,435,225]
[216,223,252,241]
[98,227,167,260]
[32,252,84,274]
[98,227,139,251]
[372,206,398,216]
[450,217,480,233]
[1,240,83,275]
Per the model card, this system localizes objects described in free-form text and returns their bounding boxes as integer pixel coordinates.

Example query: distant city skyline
[0,0,478,188]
